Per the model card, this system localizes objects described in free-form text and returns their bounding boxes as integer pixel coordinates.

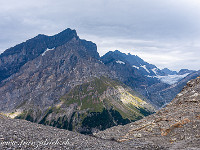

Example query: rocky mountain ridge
[0,28,97,83]
[0,32,109,112]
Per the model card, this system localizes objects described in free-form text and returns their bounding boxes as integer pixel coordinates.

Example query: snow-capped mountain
[101,50,200,108]
[108,50,165,76]
[105,50,197,85]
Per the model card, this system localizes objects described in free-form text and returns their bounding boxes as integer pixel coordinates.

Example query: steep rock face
[101,50,160,89]
[95,76,200,149]
[0,28,99,83]
[0,36,108,112]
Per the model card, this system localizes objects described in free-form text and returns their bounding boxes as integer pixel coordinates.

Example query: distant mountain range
[0,28,199,134]
[101,50,200,108]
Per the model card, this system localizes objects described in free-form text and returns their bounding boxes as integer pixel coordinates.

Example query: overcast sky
[0,0,200,71]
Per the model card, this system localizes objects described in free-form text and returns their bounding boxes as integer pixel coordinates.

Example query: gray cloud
[0,0,200,71]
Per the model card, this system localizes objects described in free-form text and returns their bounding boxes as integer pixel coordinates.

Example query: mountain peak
[0,28,98,83]
[178,69,195,75]
[35,34,47,38]
[161,68,177,75]
[113,50,122,53]
[53,28,78,39]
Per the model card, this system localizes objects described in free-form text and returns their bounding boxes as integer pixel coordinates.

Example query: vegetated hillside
[8,77,154,134]
[95,76,200,150]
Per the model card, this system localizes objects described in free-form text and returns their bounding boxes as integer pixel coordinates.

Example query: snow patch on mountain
[42,47,55,56]
[140,65,150,73]
[146,75,155,78]
[116,60,125,64]
[132,65,139,69]
[99,60,104,64]
[152,68,157,75]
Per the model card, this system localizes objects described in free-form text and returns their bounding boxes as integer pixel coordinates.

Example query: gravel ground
[0,114,132,150]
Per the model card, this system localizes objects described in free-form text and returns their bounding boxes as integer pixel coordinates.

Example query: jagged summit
[1,28,78,56]
[161,68,177,75]
[0,29,105,111]
[101,50,164,76]
[0,28,99,83]
[53,28,78,37]
[178,69,195,75]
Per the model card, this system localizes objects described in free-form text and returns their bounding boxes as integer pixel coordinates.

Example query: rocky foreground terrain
[0,113,162,150]
[1,76,200,149]
[95,76,200,149]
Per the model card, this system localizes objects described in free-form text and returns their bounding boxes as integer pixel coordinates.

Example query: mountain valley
[0,28,199,149]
